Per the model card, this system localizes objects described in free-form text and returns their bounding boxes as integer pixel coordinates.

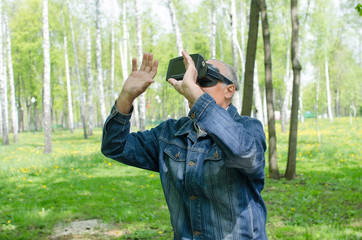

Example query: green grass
[0,117,361,239]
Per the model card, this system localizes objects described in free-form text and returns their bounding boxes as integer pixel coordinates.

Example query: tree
[210,0,216,59]
[42,0,52,153]
[135,0,146,131]
[86,0,94,135]
[63,34,74,133]
[66,0,87,138]
[260,0,279,179]
[285,0,302,180]
[96,0,107,126]
[241,0,260,116]
[0,0,9,145]
[5,15,18,143]
[167,0,188,115]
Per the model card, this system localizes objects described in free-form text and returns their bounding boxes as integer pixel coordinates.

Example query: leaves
[355,4,362,16]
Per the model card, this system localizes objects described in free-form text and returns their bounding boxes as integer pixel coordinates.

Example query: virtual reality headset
[166,53,233,88]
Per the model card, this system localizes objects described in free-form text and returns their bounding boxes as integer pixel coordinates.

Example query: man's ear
[225,84,236,99]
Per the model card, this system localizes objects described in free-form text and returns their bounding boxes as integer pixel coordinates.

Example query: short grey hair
[207,59,240,91]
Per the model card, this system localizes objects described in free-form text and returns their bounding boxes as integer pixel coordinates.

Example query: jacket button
[175,151,180,158]
[190,112,196,119]
[214,150,219,158]
[190,195,198,200]
[193,231,202,235]
[189,161,195,166]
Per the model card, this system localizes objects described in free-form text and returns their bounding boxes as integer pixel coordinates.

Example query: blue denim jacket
[101,93,268,240]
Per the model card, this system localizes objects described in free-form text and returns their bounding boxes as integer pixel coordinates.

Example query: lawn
[0,117,361,239]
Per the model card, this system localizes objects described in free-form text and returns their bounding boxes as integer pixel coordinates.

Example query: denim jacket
[101,93,268,240]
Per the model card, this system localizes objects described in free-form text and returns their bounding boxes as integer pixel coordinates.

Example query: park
[0,0,361,239]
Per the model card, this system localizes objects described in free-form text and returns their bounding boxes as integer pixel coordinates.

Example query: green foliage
[356,4,362,16]
[1,118,361,239]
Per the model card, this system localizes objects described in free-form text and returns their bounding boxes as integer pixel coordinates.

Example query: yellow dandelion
[8,220,11,224]
[291,208,295,211]
[108,162,112,166]
[84,173,87,175]
[51,206,55,210]
[158,231,163,234]
[150,174,155,178]
[43,185,46,188]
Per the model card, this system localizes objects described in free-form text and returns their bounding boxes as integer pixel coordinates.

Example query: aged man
[101,50,268,239]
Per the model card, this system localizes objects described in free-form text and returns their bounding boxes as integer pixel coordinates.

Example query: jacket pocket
[164,145,187,182]
[204,145,237,187]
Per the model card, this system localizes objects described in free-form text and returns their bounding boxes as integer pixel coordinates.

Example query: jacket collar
[175,103,239,137]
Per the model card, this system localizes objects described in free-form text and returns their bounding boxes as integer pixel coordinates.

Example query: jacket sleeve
[189,93,266,179]
[101,105,160,172]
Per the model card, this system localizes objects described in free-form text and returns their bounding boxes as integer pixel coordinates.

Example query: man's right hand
[116,53,158,114]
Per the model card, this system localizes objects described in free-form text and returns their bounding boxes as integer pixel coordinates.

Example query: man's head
[196,59,238,109]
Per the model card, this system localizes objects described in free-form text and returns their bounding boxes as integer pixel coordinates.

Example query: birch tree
[5,16,17,143]
[0,2,9,145]
[120,0,128,83]
[66,0,87,139]
[325,53,333,122]
[42,0,52,153]
[210,0,216,59]
[230,0,242,113]
[64,34,74,133]
[241,0,260,116]
[253,62,264,123]
[96,0,107,125]
[86,0,94,135]
[260,0,279,179]
[135,0,146,131]
[167,0,189,115]
[286,0,302,180]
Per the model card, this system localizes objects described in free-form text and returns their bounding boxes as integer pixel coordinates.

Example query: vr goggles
[166,54,233,88]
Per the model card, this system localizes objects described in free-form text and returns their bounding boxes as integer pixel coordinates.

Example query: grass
[0,117,361,239]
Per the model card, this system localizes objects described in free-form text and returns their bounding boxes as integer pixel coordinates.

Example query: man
[101,50,268,239]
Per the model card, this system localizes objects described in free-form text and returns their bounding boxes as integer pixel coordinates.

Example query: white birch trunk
[64,34,74,133]
[325,53,333,122]
[253,62,264,123]
[42,0,52,153]
[210,0,216,59]
[5,16,17,143]
[281,42,292,132]
[86,0,94,135]
[231,0,242,113]
[135,0,146,131]
[167,0,188,115]
[96,0,107,125]
[67,0,87,138]
[111,24,115,105]
[120,0,128,83]
[0,5,9,145]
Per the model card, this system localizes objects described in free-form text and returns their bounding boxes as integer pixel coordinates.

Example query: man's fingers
[150,59,159,79]
[131,58,138,72]
[139,53,148,71]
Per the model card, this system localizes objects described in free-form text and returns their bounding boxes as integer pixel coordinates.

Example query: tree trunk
[96,0,107,126]
[325,53,333,122]
[241,0,260,116]
[0,3,9,145]
[86,0,93,135]
[231,0,242,113]
[120,0,128,83]
[210,0,216,59]
[285,0,302,180]
[167,0,189,115]
[281,33,292,133]
[260,0,279,179]
[136,0,146,131]
[111,23,115,106]
[64,34,74,133]
[5,16,18,143]
[67,0,87,139]
[253,62,264,123]
[42,0,52,153]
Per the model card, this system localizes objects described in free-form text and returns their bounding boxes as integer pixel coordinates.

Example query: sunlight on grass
[0,118,361,239]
